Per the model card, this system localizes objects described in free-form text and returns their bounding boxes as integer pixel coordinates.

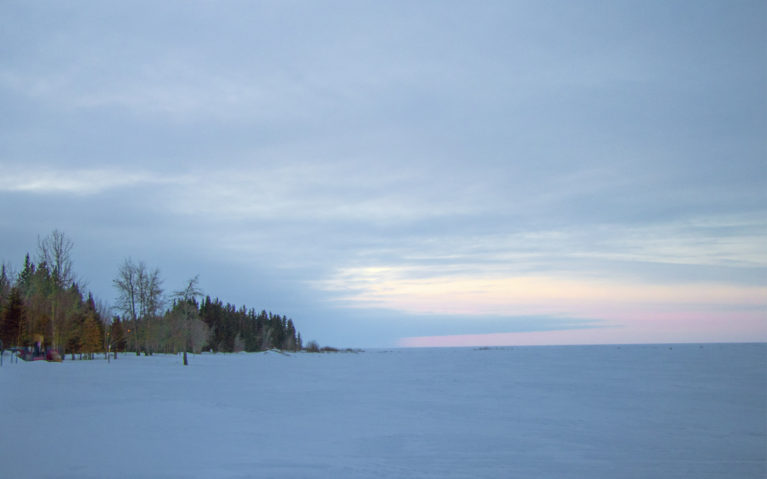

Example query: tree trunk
[183,350,188,366]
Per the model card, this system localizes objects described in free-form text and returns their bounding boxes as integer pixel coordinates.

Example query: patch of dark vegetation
[303,340,362,353]
[0,231,308,365]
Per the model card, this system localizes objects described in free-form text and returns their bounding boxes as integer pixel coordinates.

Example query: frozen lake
[2,344,765,478]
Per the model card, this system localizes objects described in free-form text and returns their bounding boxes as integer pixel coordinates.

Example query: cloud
[319,265,766,317]
[0,165,180,195]
[397,309,767,347]
[1,1,765,346]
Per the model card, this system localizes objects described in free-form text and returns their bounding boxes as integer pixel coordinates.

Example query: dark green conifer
[110,317,126,358]
[0,287,24,347]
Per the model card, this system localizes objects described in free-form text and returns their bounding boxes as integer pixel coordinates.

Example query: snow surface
[1,344,765,478]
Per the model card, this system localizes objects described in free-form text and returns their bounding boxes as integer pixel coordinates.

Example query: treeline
[200,297,302,352]
[0,231,111,360]
[0,230,305,362]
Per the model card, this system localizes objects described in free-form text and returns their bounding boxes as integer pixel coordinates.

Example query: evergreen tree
[0,287,24,347]
[5,238,308,358]
[17,254,34,294]
[0,264,10,307]
[285,319,297,351]
[60,283,85,359]
[110,317,126,358]
[23,260,53,348]
[65,305,85,360]
[0,265,8,330]
[81,311,102,360]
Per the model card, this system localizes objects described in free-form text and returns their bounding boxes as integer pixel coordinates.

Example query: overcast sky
[1,1,765,347]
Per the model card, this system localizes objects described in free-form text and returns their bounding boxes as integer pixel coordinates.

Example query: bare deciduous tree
[173,276,204,366]
[95,299,113,362]
[36,230,76,352]
[137,263,163,355]
[113,259,164,355]
[37,229,74,289]
[114,258,140,354]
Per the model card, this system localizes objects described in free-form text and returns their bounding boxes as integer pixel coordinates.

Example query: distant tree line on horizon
[0,231,305,364]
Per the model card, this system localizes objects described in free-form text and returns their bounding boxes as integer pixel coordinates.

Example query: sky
[1,1,765,348]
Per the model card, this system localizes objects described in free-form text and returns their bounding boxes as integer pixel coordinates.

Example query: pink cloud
[398,311,767,347]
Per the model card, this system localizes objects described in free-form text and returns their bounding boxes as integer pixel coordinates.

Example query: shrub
[304,340,320,353]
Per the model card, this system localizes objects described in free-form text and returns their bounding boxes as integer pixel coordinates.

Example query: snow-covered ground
[2,344,765,478]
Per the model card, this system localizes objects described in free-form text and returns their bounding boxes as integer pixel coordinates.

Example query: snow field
[1,344,765,478]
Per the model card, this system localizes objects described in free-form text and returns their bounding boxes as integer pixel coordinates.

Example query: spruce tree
[0,264,10,306]
[81,312,102,360]
[1,287,24,347]
[18,254,34,293]
[110,317,125,358]
[0,266,8,336]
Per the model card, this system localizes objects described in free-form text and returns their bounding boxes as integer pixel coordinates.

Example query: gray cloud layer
[1,1,765,346]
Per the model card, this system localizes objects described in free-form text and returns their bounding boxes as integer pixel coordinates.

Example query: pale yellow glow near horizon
[321,266,767,319]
